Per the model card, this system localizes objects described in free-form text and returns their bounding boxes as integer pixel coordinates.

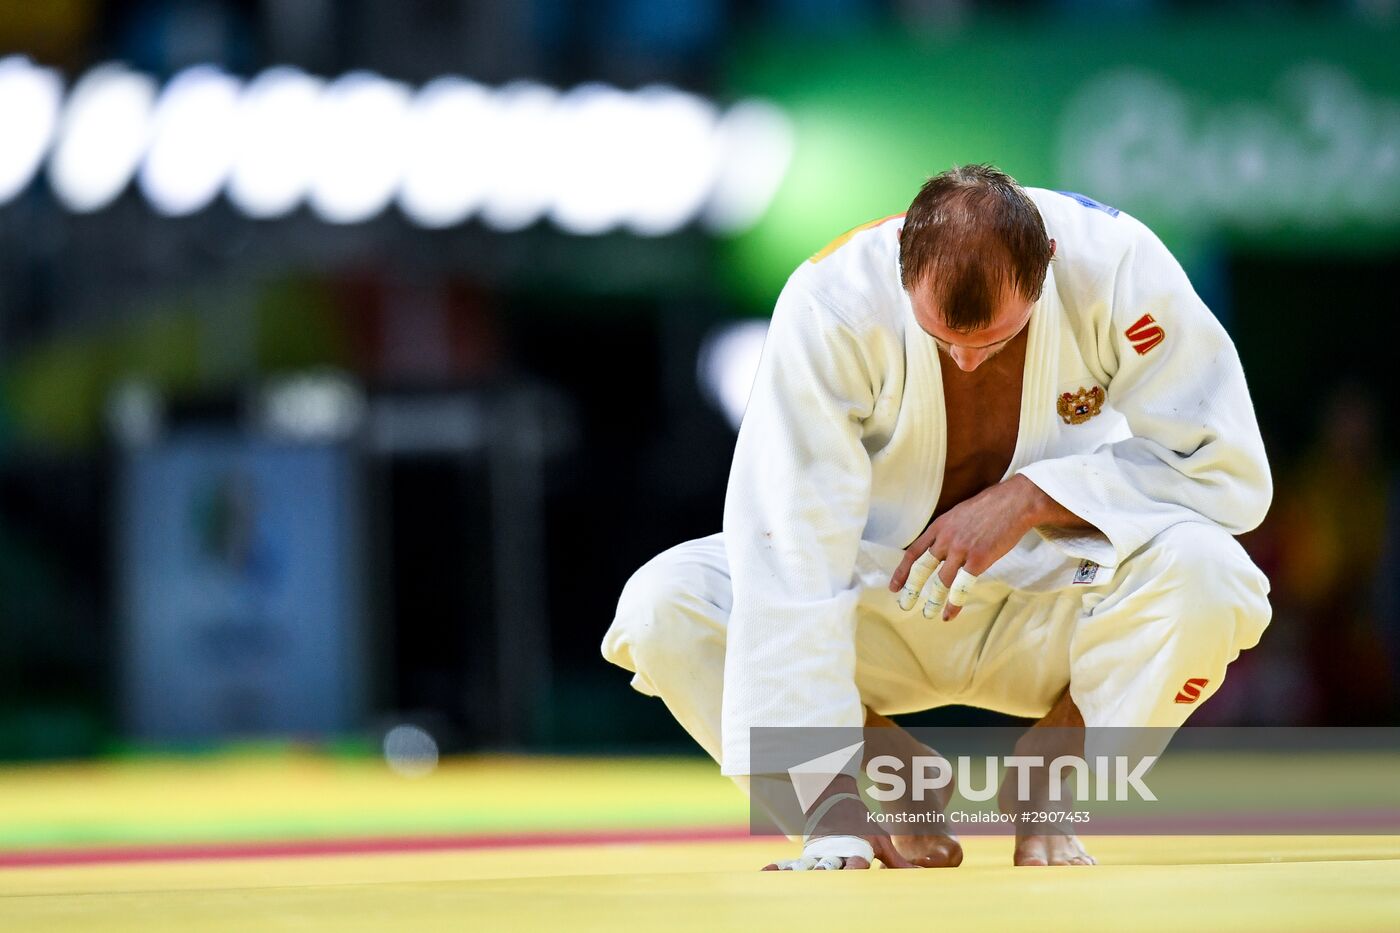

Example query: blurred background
[0,0,1396,768]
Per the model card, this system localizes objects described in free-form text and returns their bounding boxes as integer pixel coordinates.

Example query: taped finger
[804,835,875,865]
[921,573,951,619]
[946,568,979,608]
[897,551,940,612]
[779,857,819,871]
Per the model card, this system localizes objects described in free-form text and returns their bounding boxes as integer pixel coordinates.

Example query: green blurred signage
[724,17,1400,306]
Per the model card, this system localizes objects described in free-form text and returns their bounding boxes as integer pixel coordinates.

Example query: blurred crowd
[1225,387,1399,725]
[4,1,1400,87]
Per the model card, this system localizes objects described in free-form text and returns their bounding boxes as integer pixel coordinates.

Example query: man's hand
[889,474,1080,620]
[761,773,916,871]
[763,786,915,871]
[762,831,914,871]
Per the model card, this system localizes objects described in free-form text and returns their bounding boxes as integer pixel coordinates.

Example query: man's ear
[1049,237,1057,259]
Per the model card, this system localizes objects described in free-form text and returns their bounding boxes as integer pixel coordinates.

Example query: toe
[841,856,871,870]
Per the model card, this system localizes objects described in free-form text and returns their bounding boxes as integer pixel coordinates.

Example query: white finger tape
[921,574,951,619]
[803,834,874,865]
[946,568,979,607]
[898,552,940,611]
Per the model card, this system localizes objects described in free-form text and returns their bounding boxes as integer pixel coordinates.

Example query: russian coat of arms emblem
[1057,386,1104,425]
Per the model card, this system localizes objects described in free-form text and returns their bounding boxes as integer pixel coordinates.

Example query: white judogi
[604,189,1273,777]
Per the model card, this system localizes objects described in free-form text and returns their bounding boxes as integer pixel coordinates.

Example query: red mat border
[6,813,1398,869]
[0,826,753,869]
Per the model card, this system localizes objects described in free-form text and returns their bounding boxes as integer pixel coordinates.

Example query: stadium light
[47,63,157,213]
[382,724,439,779]
[626,87,719,237]
[697,320,770,431]
[0,56,62,207]
[257,372,365,442]
[307,71,412,224]
[227,66,324,219]
[703,100,795,234]
[549,83,643,235]
[138,65,242,216]
[478,82,559,232]
[25,61,794,234]
[397,76,497,228]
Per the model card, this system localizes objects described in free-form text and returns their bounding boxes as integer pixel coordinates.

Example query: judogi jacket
[719,188,1271,776]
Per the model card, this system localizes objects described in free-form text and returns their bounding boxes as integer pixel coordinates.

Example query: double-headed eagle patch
[1057,386,1104,425]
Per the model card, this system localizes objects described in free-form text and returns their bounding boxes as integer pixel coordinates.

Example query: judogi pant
[601,523,1271,769]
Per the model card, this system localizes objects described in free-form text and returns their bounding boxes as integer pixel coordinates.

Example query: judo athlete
[603,165,1272,869]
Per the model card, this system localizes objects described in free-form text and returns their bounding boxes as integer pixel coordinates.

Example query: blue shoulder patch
[1054,190,1120,217]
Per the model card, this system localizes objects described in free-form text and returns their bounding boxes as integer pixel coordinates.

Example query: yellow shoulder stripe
[808,213,904,263]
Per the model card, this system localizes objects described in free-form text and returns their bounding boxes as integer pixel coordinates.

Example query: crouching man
[603,166,1272,868]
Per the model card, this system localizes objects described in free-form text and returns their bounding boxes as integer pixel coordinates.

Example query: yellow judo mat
[1,751,1398,931]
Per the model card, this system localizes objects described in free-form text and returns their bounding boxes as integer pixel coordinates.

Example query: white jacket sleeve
[719,275,876,776]
[1017,217,1272,567]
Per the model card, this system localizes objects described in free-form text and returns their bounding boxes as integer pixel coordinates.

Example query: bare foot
[1000,688,1096,867]
[1013,833,1096,866]
[892,832,964,868]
